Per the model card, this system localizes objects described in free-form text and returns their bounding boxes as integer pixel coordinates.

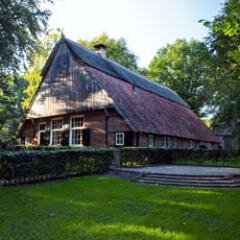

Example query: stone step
[136,179,240,188]
[139,175,240,184]
[139,172,240,180]
[110,168,240,179]
[108,168,240,188]
[141,173,240,181]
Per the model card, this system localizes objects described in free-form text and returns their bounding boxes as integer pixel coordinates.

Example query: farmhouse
[18,37,222,149]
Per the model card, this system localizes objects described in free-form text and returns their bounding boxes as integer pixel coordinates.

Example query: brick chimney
[93,43,107,58]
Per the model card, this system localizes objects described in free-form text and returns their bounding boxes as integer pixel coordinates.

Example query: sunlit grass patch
[0,176,239,240]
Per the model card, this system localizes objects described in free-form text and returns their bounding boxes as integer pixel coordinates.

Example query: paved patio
[117,165,240,177]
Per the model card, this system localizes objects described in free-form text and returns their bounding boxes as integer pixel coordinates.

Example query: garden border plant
[120,147,240,167]
[0,148,113,185]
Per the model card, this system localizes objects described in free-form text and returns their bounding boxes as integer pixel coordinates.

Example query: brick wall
[20,109,131,147]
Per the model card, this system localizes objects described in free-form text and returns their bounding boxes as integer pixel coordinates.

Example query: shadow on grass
[0,176,239,240]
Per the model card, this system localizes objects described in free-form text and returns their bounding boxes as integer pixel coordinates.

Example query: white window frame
[116,132,125,146]
[172,137,177,149]
[148,134,154,147]
[50,117,63,145]
[38,122,46,145]
[69,115,85,146]
[166,136,171,149]
[188,140,193,149]
[160,136,166,149]
[208,142,213,150]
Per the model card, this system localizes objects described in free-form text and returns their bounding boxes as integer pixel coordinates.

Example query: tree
[0,75,27,144]
[0,0,52,78]
[0,0,53,144]
[77,33,139,72]
[201,0,240,134]
[22,31,60,109]
[147,39,214,116]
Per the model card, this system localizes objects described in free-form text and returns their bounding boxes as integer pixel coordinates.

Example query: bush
[121,147,171,166]
[0,148,113,185]
[120,147,240,167]
[174,157,240,167]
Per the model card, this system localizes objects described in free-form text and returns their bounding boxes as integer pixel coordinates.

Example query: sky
[46,0,225,67]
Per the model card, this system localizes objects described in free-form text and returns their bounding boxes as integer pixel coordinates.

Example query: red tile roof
[87,66,222,143]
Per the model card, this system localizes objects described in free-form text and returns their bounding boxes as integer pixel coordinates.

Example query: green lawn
[0,176,240,240]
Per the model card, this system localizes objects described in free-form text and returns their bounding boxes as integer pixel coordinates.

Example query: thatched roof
[42,37,189,108]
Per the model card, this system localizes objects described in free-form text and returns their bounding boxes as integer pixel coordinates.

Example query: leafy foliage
[0,0,53,145]
[0,0,52,78]
[0,148,113,185]
[0,75,27,144]
[77,33,139,72]
[201,0,240,135]
[147,39,214,116]
[121,147,232,166]
[22,31,60,109]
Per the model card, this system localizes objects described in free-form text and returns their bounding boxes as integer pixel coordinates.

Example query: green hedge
[121,147,171,166]
[120,147,240,166]
[1,145,98,151]
[0,148,113,185]
[174,157,240,168]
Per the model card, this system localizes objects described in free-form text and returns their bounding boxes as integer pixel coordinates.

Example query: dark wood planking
[27,43,113,119]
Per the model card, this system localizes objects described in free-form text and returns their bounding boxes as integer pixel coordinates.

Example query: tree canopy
[22,31,60,109]
[0,0,52,78]
[147,39,214,116]
[77,33,139,72]
[0,0,53,144]
[201,0,240,134]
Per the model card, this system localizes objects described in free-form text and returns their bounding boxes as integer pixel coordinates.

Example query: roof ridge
[60,37,189,108]
[104,55,179,96]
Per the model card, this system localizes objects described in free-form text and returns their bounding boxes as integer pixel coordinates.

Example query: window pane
[52,131,62,145]
[72,129,83,145]
[148,134,154,146]
[116,133,124,145]
[52,119,63,129]
[160,136,166,147]
[172,137,177,148]
[166,137,171,148]
[71,117,84,128]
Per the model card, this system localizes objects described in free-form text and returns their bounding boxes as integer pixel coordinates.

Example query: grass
[175,157,240,168]
[0,176,240,240]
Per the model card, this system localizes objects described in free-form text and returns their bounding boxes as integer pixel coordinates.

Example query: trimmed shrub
[120,147,240,167]
[121,147,171,166]
[0,148,113,185]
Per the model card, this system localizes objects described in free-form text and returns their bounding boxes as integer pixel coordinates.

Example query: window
[188,140,193,149]
[51,118,63,145]
[166,137,171,149]
[116,132,124,146]
[172,137,177,148]
[52,119,63,130]
[71,116,84,128]
[70,116,84,145]
[38,122,46,145]
[20,137,25,145]
[178,139,183,149]
[148,134,154,147]
[160,136,166,148]
[208,142,213,150]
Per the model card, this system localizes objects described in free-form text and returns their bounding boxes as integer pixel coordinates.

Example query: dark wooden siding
[27,43,113,119]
